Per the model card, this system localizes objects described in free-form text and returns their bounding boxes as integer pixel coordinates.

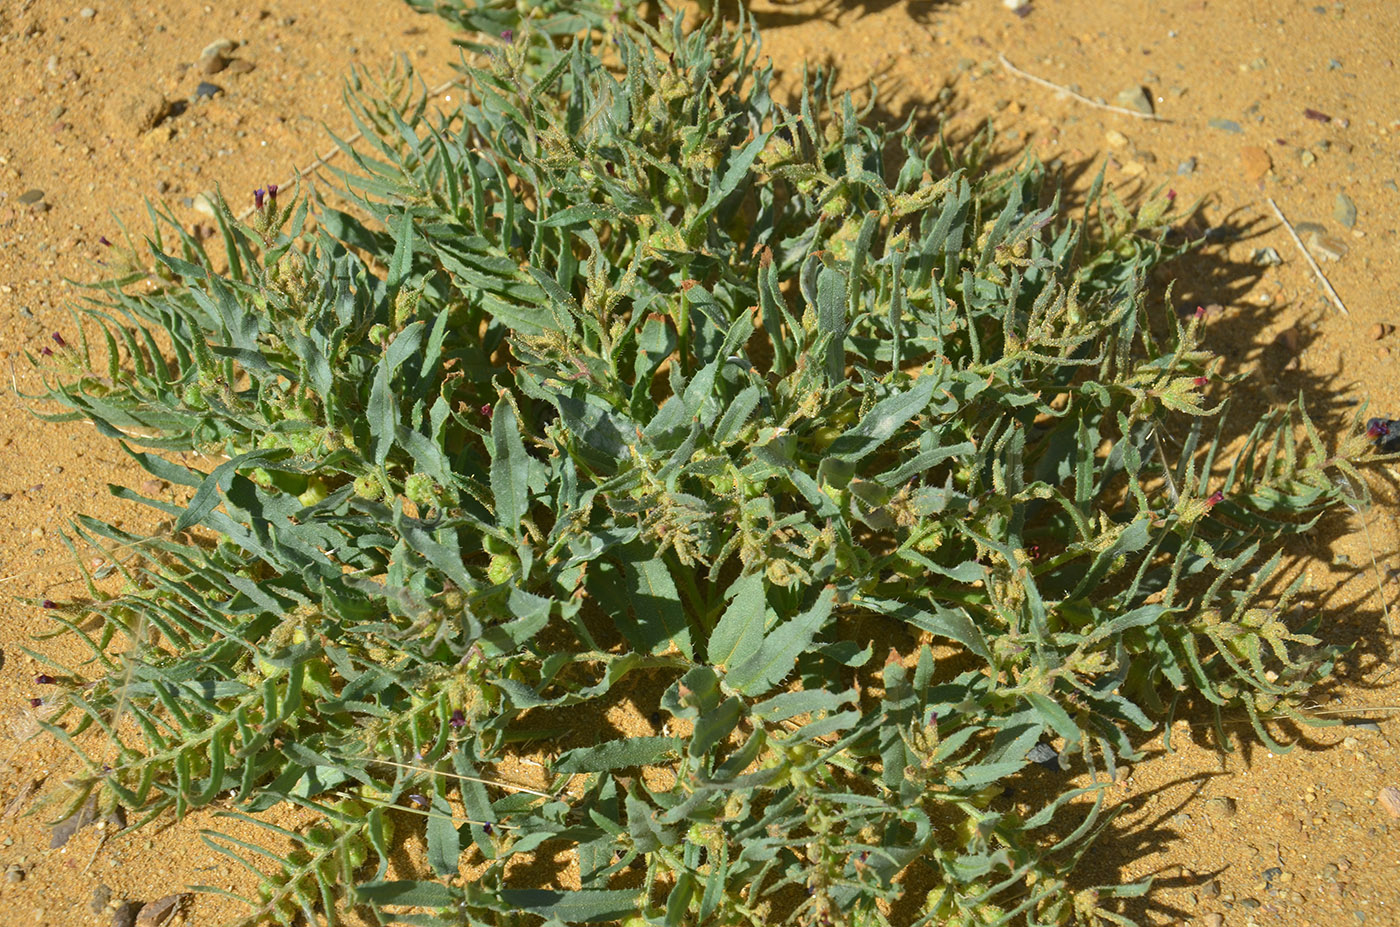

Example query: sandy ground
[1,0,1398,925]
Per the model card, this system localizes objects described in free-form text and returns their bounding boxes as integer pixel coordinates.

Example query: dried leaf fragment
[134,893,191,927]
[49,793,98,848]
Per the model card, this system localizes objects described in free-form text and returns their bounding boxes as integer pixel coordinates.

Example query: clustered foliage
[29,3,1375,926]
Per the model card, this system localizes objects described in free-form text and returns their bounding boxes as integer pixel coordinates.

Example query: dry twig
[998,54,1169,122]
[1267,196,1349,316]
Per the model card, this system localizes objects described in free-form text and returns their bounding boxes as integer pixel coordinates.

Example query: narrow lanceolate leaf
[624,558,694,660]
[726,587,836,696]
[707,571,768,670]
[825,374,938,463]
[386,209,414,293]
[426,789,459,876]
[554,737,682,775]
[490,399,530,533]
[498,889,644,924]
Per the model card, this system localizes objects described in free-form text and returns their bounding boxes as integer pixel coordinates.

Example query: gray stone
[192,81,223,101]
[17,189,45,205]
[1209,118,1243,133]
[1115,86,1154,116]
[1177,157,1197,175]
[1335,192,1357,228]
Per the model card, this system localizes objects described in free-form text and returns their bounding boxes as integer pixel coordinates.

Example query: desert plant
[27,4,1374,926]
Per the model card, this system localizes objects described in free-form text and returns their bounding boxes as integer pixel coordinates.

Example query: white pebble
[79,7,95,18]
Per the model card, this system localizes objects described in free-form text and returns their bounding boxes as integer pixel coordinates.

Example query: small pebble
[1201,879,1221,898]
[1262,866,1283,882]
[1115,85,1154,116]
[1177,156,1197,175]
[226,59,256,75]
[80,7,95,18]
[4,864,23,883]
[1378,786,1400,818]
[1343,718,1382,732]
[17,189,45,205]
[1204,914,1223,927]
[90,885,113,915]
[1209,117,1243,133]
[1306,232,1348,262]
[1369,324,1390,341]
[192,191,218,218]
[1334,192,1357,228]
[1240,145,1272,182]
[192,82,224,101]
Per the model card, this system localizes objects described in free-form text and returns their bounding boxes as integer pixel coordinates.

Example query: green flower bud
[353,474,383,501]
[404,472,437,506]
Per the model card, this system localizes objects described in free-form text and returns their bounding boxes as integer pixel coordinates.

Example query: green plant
[28,4,1375,926]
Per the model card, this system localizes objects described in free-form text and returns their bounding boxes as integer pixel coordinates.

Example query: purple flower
[482,822,493,835]
[500,29,513,42]
[267,183,278,201]
[408,793,428,808]
[1207,490,1224,507]
[28,698,43,708]
[98,236,112,247]
[40,346,53,357]
[253,188,266,210]
[450,709,466,729]
[41,600,57,609]
[51,332,67,349]
[34,674,54,685]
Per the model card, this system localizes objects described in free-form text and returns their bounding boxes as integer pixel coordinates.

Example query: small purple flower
[1166,189,1177,204]
[1207,490,1224,508]
[34,674,54,685]
[40,346,53,357]
[28,698,43,709]
[253,188,266,210]
[482,822,493,835]
[408,793,428,808]
[500,29,513,43]
[41,600,57,609]
[1368,419,1390,439]
[51,332,67,349]
[450,709,466,729]
[480,403,493,419]
[267,183,278,201]
[98,236,112,247]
